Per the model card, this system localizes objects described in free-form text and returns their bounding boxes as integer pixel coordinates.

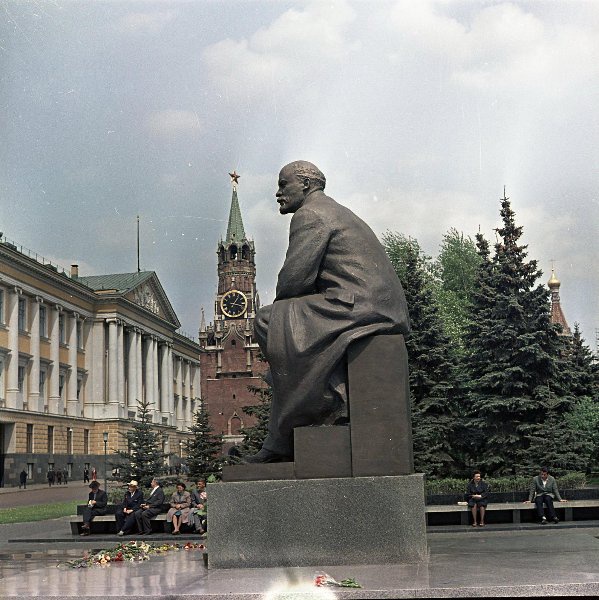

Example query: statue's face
[276,167,306,214]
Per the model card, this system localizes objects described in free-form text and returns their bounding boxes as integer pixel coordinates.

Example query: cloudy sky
[1,0,597,346]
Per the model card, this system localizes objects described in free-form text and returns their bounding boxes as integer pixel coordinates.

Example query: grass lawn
[0,500,79,524]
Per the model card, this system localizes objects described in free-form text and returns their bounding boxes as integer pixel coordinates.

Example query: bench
[70,504,174,535]
[69,513,170,535]
[425,499,599,526]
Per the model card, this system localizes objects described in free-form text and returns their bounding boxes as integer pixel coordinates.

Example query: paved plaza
[1,512,599,598]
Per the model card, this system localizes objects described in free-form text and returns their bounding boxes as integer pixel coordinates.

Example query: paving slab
[1,524,599,597]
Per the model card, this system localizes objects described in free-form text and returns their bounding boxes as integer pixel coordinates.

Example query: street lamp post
[102,432,108,492]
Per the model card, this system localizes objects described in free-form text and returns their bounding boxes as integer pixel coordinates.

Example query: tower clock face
[220,290,248,318]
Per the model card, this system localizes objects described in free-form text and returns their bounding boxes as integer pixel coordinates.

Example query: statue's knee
[255,306,271,336]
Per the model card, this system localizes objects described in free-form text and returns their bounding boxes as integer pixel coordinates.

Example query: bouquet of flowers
[60,541,205,569]
[195,490,208,516]
[314,572,362,588]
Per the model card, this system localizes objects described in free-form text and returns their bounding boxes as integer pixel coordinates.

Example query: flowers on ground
[60,541,205,569]
[314,572,362,588]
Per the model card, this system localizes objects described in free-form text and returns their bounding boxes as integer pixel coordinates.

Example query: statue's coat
[255,190,410,455]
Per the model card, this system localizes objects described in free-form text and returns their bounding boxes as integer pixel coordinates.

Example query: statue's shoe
[242,448,292,463]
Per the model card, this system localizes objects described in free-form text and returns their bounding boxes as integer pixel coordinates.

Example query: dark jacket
[87,489,108,511]
[466,480,490,500]
[120,489,143,511]
[257,191,410,455]
[144,486,165,510]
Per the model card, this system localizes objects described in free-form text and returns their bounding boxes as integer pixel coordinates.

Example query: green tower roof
[225,188,246,244]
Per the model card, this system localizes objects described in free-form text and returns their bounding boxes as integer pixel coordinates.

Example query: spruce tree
[384,232,458,476]
[537,324,599,473]
[112,399,170,488]
[185,403,224,480]
[462,193,563,475]
[238,381,272,457]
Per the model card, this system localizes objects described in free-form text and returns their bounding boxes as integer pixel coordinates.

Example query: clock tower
[199,172,267,448]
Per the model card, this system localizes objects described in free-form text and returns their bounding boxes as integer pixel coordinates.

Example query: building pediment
[125,275,180,327]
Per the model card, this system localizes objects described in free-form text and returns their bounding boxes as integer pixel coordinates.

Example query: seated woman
[190,479,208,535]
[166,482,191,535]
[466,470,490,527]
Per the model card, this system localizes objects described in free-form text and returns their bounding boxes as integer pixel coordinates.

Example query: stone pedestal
[208,473,427,569]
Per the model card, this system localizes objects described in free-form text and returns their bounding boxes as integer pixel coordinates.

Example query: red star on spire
[229,171,240,185]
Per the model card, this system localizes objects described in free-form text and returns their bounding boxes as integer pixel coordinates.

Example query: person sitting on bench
[116,480,143,536]
[135,477,165,535]
[80,480,108,536]
[466,470,490,527]
[524,466,567,524]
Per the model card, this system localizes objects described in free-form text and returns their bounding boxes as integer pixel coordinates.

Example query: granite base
[208,473,427,569]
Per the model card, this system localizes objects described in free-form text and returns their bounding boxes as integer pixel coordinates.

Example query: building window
[77,375,83,400]
[39,369,46,397]
[39,305,47,337]
[47,426,54,453]
[17,365,25,392]
[0,289,4,324]
[59,373,65,399]
[83,429,89,454]
[18,297,27,331]
[67,428,73,454]
[59,314,65,344]
[76,320,83,349]
[26,424,33,453]
[27,463,34,480]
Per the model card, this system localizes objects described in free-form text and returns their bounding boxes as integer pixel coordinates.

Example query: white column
[167,344,174,425]
[108,319,118,405]
[184,361,192,427]
[117,320,125,410]
[29,297,42,412]
[152,337,162,414]
[160,343,169,420]
[176,357,184,430]
[136,330,143,410]
[5,287,20,409]
[48,305,62,414]
[67,312,79,416]
[127,327,137,412]
[144,335,154,407]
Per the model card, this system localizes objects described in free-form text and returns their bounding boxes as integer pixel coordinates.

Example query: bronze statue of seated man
[245,161,410,463]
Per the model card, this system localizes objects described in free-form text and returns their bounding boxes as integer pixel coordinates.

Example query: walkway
[1,519,599,597]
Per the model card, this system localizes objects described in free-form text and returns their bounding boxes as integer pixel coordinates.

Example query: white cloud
[117,10,177,34]
[200,0,358,104]
[146,110,201,138]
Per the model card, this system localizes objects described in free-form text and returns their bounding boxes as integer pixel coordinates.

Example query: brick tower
[199,172,267,449]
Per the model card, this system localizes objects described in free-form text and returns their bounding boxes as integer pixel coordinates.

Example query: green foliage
[185,404,224,481]
[238,381,272,456]
[383,232,459,476]
[461,195,570,475]
[433,228,481,347]
[111,399,170,488]
[425,472,587,496]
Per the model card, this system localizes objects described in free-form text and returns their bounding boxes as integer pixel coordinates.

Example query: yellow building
[0,237,201,487]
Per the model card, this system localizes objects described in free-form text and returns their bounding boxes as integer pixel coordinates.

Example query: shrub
[425,472,587,496]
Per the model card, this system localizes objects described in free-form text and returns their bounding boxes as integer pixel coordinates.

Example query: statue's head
[276,160,326,214]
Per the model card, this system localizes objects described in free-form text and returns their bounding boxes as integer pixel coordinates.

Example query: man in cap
[80,480,108,536]
[116,480,143,536]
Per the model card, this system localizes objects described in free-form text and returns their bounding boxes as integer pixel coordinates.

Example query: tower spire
[225,171,246,244]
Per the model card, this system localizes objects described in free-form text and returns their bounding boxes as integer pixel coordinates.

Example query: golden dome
[548,269,560,288]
